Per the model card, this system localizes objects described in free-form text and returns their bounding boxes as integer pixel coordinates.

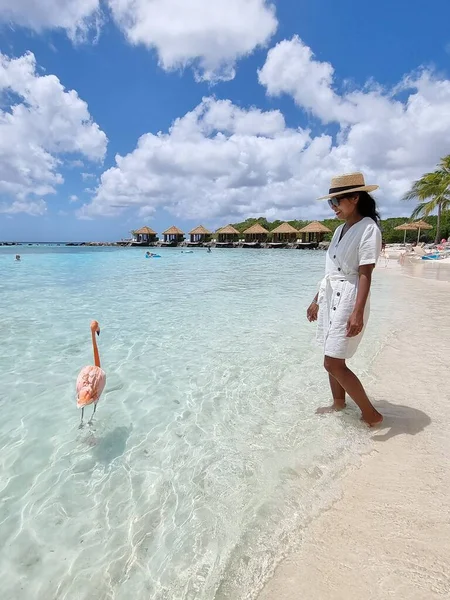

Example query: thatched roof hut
[216,225,240,244]
[188,225,212,244]
[134,226,156,235]
[162,225,184,245]
[133,226,157,245]
[297,221,332,244]
[270,222,298,243]
[243,223,269,243]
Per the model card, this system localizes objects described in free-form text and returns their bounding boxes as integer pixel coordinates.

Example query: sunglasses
[328,195,349,209]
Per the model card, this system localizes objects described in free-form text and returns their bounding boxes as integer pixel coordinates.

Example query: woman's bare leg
[318,356,383,426]
[316,375,346,414]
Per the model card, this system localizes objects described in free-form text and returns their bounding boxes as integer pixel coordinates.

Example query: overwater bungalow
[132,226,157,246]
[216,225,240,247]
[242,223,269,248]
[269,222,299,248]
[297,221,332,248]
[188,225,212,246]
[162,226,184,246]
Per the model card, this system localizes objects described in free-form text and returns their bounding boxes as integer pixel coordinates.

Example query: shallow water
[1,247,393,600]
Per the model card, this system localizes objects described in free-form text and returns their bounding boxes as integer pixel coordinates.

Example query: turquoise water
[1,247,392,600]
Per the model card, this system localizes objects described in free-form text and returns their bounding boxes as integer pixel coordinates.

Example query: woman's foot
[316,400,346,414]
[361,409,383,427]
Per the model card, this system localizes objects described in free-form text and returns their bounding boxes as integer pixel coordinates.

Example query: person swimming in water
[15,255,21,261]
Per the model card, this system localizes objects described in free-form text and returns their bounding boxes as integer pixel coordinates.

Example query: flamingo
[76,320,106,428]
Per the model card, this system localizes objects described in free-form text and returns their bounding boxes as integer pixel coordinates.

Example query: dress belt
[317,272,358,305]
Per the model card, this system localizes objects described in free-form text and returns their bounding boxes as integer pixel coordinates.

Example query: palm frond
[403,154,450,233]
[411,202,431,219]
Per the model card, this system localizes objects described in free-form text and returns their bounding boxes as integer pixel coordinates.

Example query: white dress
[316,217,382,359]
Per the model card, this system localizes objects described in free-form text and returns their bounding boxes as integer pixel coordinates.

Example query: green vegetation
[403,155,450,243]
[217,213,450,244]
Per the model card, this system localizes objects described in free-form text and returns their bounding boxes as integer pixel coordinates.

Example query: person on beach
[380,241,389,267]
[307,173,383,426]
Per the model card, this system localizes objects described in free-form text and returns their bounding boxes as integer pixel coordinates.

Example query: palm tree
[403,155,450,243]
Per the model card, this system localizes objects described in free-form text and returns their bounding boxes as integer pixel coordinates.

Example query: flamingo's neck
[91,330,101,368]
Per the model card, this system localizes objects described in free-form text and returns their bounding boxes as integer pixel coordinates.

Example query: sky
[0,0,449,242]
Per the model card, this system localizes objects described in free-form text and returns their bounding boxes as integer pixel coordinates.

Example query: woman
[307,173,383,426]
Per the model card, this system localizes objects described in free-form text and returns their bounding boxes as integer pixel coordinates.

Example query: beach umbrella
[394,222,417,244]
[411,220,433,243]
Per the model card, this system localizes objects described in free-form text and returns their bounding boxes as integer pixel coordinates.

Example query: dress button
[337,292,340,297]
[333,307,336,311]
[338,268,341,271]
[333,255,336,258]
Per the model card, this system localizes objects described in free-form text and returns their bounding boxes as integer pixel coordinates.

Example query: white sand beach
[258,265,450,600]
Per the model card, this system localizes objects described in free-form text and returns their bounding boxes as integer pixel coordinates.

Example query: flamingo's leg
[79,407,84,429]
[88,403,97,426]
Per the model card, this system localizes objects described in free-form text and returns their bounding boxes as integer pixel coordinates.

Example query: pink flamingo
[76,321,106,428]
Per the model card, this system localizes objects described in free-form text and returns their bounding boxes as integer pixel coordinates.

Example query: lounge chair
[412,246,428,257]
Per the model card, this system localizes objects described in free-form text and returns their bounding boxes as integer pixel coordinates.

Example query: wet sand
[258,267,450,600]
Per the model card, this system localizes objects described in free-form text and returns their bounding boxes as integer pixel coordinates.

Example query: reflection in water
[404,258,450,282]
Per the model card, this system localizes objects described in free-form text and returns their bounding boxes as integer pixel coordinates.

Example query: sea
[0,245,394,600]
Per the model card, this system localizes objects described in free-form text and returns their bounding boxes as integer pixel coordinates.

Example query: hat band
[329,184,364,194]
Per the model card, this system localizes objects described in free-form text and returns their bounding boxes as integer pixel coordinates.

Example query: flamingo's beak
[96,329,100,336]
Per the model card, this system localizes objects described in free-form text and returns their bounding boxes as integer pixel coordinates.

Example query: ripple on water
[0,247,394,600]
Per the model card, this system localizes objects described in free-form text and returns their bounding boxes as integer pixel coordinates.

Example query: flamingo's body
[76,365,106,407]
[76,321,106,427]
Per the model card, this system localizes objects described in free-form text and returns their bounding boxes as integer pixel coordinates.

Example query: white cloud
[0,0,276,81]
[138,206,157,218]
[258,36,398,126]
[79,38,450,223]
[0,0,101,41]
[259,36,343,123]
[258,36,450,192]
[69,194,79,202]
[81,172,96,180]
[78,97,334,221]
[0,199,47,216]
[0,52,107,213]
[107,0,277,81]
[69,159,84,168]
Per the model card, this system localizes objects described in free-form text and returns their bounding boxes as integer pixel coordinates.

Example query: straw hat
[318,172,378,200]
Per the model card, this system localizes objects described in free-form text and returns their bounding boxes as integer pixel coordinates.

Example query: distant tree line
[228,214,450,244]
[229,154,450,244]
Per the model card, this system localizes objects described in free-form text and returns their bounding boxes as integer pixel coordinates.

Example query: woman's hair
[355,191,380,224]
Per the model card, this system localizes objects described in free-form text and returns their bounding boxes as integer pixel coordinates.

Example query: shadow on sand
[371,399,431,442]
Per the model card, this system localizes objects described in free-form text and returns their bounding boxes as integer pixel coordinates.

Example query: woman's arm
[307,292,319,322]
[346,264,374,337]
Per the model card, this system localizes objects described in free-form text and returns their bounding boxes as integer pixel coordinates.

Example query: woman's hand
[346,309,364,337]
[307,302,319,322]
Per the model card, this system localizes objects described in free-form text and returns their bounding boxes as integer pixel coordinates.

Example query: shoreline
[257,266,450,600]
[0,241,328,250]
